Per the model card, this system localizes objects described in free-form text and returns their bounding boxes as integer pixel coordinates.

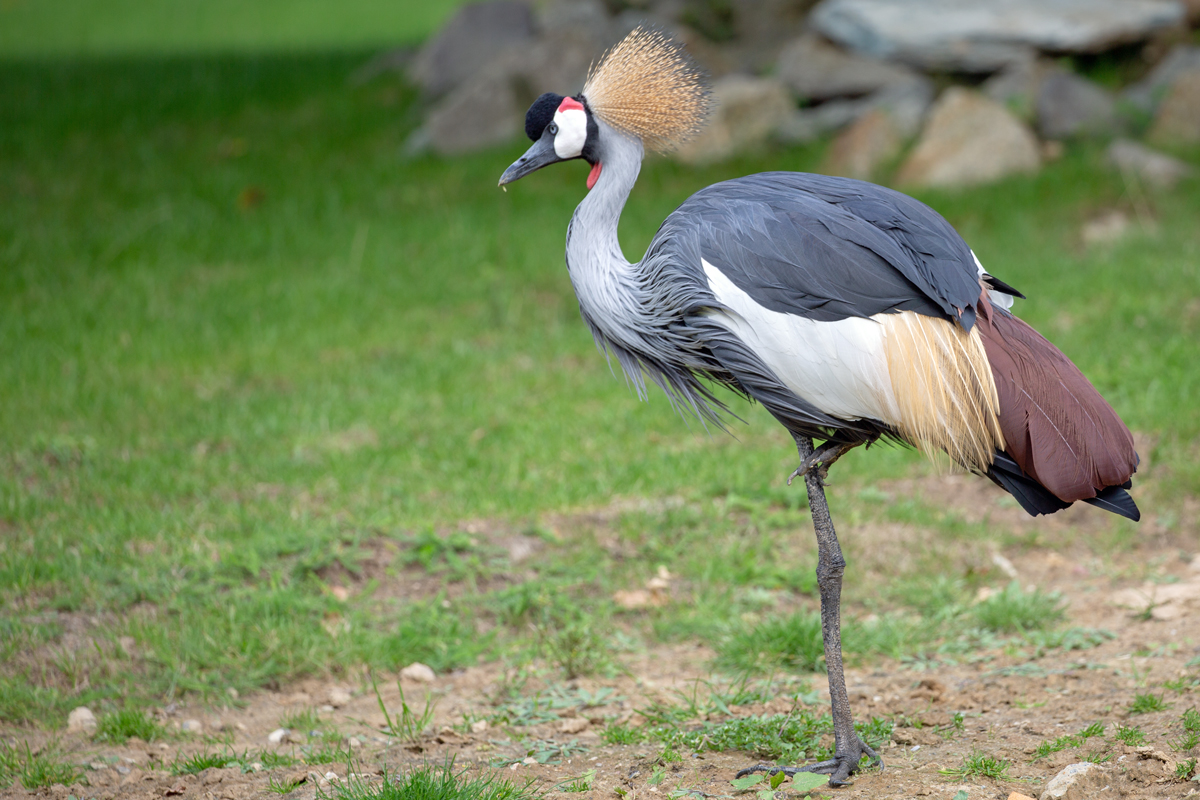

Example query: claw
[736,738,882,789]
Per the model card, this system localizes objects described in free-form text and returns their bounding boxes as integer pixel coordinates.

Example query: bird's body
[500,28,1140,786]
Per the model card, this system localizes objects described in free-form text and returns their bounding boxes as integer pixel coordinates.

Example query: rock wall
[390,0,1198,188]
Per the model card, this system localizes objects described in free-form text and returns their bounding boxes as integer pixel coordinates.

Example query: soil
[6,474,1200,800]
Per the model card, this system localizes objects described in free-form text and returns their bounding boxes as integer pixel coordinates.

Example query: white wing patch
[972,250,1014,311]
[700,259,902,426]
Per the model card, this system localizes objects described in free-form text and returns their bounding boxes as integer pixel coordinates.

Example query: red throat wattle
[587,162,602,189]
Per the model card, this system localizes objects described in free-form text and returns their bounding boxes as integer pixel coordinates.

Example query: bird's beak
[499,129,563,187]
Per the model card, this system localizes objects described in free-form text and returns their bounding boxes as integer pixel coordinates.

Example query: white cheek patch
[553,108,587,159]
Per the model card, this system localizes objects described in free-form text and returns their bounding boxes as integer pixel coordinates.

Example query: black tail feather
[986,451,1070,517]
[1082,485,1141,522]
[986,450,1139,521]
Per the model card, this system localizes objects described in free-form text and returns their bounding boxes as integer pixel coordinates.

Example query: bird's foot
[787,442,853,487]
[736,738,882,788]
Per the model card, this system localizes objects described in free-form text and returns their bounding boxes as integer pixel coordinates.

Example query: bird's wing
[651,172,987,329]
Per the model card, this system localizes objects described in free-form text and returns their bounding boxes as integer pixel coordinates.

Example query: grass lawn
[1,20,1198,768]
[0,1,464,56]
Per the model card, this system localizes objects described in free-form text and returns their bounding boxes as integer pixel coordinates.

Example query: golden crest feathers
[583,27,711,153]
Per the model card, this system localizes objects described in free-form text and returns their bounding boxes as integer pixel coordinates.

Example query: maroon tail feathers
[976,299,1140,520]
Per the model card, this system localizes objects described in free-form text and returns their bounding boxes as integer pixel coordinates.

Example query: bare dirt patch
[6,478,1200,800]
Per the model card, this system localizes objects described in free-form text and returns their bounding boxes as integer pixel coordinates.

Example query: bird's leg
[740,435,882,788]
[787,440,856,486]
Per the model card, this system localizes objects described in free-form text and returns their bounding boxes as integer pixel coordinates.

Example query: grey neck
[564,120,646,347]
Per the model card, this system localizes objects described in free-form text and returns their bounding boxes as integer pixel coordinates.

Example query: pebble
[268,728,289,744]
[328,687,352,707]
[67,706,97,734]
[400,662,436,683]
[180,719,203,734]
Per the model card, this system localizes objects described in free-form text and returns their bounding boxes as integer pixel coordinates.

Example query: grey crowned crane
[498,28,1140,786]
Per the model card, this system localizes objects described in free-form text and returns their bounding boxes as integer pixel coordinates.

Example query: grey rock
[1108,140,1195,190]
[982,55,1055,119]
[897,87,1041,187]
[776,76,932,144]
[424,72,520,156]
[675,75,794,163]
[777,33,919,101]
[1123,44,1200,114]
[410,0,536,98]
[1040,762,1108,800]
[811,0,1186,73]
[1036,71,1119,138]
[1149,69,1200,144]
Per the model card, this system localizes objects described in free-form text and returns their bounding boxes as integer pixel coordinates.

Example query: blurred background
[2,0,1199,789]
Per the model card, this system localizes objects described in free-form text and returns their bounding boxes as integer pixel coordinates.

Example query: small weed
[171,751,236,775]
[1170,732,1200,752]
[557,769,596,793]
[1182,708,1200,732]
[659,745,682,763]
[972,582,1065,634]
[491,740,586,767]
[1129,693,1171,715]
[1083,749,1112,763]
[1114,724,1147,746]
[648,765,666,786]
[96,708,165,743]
[305,739,353,766]
[937,712,967,739]
[373,675,436,743]
[259,751,302,769]
[940,750,1011,779]
[332,760,538,800]
[281,708,320,733]
[602,724,648,745]
[536,617,616,679]
[0,740,83,789]
[1176,758,1198,780]
[1031,722,1105,761]
[268,774,306,794]
[1163,678,1197,694]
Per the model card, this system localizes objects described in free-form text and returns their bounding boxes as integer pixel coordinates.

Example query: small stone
[226,687,239,700]
[67,706,97,734]
[1041,762,1107,800]
[400,662,437,683]
[328,687,352,707]
[180,719,203,734]
[471,719,490,733]
[268,728,288,744]
[821,108,902,181]
[559,717,590,734]
[1008,794,1037,800]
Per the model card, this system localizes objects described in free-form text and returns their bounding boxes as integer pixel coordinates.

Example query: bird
[498,27,1140,787]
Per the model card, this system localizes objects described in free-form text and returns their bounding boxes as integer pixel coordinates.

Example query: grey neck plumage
[562,119,729,425]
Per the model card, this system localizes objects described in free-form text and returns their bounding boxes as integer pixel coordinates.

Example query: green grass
[973,582,1067,634]
[1031,722,1106,761]
[325,760,539,800]
[2,38,1198,727]
[1129,693,1171,715]
[0,1,465,57]
[1114,724,1147,746]
[95,708,167,743]
[0,740,83,790]
[939,750,1012,780]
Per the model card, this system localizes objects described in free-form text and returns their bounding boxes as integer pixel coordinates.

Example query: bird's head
[499,27,711,191]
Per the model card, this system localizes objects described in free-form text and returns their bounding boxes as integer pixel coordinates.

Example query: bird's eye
[548,122,559,136]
